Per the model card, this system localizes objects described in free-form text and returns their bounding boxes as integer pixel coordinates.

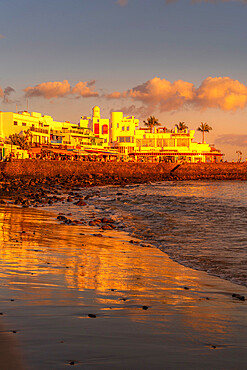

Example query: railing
[50,129,91,136]
[30,127,49,134]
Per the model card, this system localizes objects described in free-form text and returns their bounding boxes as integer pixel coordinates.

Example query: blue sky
[1,0,247,160]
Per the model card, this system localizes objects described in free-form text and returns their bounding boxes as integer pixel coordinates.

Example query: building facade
[0,107,223,162]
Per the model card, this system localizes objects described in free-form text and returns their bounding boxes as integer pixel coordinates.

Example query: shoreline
[0,201,247,368]
[1,178,247,289]
[0,162,246,191]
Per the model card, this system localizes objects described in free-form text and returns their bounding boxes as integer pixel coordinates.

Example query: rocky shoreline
[0,160,246,235]
[0,161,246,195]
[0,160,246,209]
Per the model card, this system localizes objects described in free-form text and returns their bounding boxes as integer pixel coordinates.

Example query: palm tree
[143,116,160,133]
[197,122,212,143]
[236,150,242,162]
[175,122,188,132]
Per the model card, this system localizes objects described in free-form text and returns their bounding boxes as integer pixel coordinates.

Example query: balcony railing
[31,127,49,134]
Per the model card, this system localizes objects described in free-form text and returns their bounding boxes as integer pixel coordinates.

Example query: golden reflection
[0,205,244,339]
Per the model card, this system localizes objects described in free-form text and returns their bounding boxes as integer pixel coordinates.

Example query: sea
[55,180,247,288]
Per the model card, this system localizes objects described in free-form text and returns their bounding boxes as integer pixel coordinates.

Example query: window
[127,126,130,131]
[14,121,18,125]
[122,126,125,131]
[94,123,99,135]
[119,136,131,143]
[102,125,108,135]
[117,123,119,128]
[22,122,26,126]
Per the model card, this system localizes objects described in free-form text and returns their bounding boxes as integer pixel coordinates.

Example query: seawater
[67,180,247,288]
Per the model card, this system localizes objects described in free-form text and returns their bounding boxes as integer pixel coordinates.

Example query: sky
[1,0,247,160]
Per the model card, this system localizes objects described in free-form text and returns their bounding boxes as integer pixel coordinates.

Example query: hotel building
[0,107,223,162]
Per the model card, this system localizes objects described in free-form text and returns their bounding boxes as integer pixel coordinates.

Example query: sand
[0,205,247,369]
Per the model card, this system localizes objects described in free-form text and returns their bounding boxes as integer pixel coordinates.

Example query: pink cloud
[24,80,71,99]
[24,80,98,99]
[105,91,125,99]
[196,76,247,111]
[215,134,247,147]
[105,76,247,113]
[71,81,98,98]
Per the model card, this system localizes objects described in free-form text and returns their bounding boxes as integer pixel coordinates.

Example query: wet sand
[0,205,247,369]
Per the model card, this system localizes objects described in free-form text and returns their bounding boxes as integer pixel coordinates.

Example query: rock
[101,224,113,230]
[75,200,87,206]
[57,215,67,221]
[142,306,149,310]
[65,219,72,224]
[67,197,73,202]
[88,314,96,318]
[232,293,245,301]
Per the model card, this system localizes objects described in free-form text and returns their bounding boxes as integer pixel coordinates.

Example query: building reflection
[0,205,238,339]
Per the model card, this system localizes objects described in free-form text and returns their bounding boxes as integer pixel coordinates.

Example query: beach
[0,203,247,369]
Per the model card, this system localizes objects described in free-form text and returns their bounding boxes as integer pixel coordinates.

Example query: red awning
[28,147,42,154]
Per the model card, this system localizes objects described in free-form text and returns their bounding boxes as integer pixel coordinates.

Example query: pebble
[88,314,97,318]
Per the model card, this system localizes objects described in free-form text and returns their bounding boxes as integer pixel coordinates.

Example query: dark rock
[232,293,245,301]
[101,224,113,230]
[57,215,67,221]
[88,314,96,318]
[142,306,149,310]
[75,200,87,206]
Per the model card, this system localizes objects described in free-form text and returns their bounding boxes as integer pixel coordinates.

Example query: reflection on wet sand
[0,205,247,369]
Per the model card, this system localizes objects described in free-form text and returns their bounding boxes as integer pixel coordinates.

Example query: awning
[28,147,42,154]
[129,151,223,157]
[85,149,119,155]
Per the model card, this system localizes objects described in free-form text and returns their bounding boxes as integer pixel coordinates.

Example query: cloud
[24,80,98,99]
[105,76,247,113]
[110,104,151,119]
[0,34,5,39]
[71,81,98,98]
[3,86,15,103]
[215,134,247,147]
[105,91,124,99]
[195,77,247,111]
[24,80,71,99]
[128,77,195,111]
[87,80,96,87]
[116,0,128,6]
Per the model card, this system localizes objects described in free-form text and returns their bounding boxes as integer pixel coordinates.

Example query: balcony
[30,127,49,134]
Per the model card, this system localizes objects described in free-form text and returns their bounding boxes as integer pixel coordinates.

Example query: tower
[92,106,100,119]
